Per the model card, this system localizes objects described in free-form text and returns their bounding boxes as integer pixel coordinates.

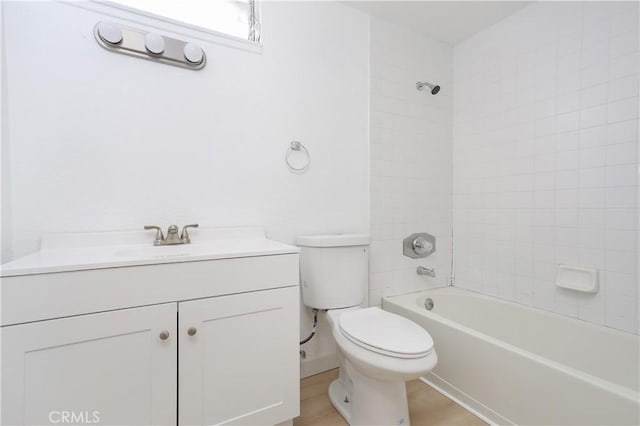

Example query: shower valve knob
[413,237,433,255]
[403,232,436,259]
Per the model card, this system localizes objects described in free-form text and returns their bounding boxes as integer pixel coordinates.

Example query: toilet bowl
[297,234,437,425]
[326,307,437,425]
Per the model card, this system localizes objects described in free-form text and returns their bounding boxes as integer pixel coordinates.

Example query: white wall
[453,2,640,333]
[1,1,9,265]
[1,0,369,368]
[369,17,453,306]
[1,1,369,259]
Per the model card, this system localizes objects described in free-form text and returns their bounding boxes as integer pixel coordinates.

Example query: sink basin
[0,227,300,277]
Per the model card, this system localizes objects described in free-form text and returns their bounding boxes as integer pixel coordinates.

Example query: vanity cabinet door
[1,303,177,426]
[179,286,299,426]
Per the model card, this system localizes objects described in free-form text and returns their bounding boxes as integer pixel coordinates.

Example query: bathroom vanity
[0,228,300,426]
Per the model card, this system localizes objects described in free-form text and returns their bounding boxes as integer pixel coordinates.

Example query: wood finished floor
[294,369,486,426]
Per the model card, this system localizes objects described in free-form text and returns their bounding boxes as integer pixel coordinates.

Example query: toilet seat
[338,307,433,359]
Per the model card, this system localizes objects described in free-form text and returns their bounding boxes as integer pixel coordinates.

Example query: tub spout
[417,266,436,277]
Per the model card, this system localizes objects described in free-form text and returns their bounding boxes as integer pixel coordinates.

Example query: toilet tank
[297,234,369,309]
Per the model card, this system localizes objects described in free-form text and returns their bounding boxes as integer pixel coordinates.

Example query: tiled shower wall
[453,2,639,333]
[369,17,453,306]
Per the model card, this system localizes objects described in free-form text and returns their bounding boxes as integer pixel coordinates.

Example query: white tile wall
[453,2,640,334]
[369,18,453,306]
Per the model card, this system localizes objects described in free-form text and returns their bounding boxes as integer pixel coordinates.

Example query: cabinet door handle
[187,327,197,336]
[159,330,170,340]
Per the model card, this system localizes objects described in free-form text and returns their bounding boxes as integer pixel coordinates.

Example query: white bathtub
[383,287,640,425]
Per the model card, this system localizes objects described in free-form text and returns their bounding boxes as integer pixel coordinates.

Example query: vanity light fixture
[144,32,166,55]
[184,43,204,64]
[94,21,206,70]
[97,21,123,45]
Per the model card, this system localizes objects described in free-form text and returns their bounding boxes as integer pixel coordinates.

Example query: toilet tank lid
[297,234,370,247]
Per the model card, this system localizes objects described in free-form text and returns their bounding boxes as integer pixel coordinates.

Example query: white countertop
[1,227,299,277]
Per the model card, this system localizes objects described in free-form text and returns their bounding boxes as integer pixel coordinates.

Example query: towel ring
[285,141,310,173]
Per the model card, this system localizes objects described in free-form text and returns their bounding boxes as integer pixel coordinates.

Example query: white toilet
[297,234,437,426]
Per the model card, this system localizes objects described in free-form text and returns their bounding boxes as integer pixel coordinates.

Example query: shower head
[416,81,440,95]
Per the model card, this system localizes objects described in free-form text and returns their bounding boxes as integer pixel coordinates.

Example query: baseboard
[420,372,513,426]
[300,353,339,379]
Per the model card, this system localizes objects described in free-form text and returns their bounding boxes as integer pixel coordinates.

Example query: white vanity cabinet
[179,286,299,425]
[0,229,300,426]
[1,303,179,426]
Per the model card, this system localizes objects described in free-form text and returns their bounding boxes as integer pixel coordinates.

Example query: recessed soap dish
[556,264,599,293]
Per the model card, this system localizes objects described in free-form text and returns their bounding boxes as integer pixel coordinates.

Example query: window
[108,0,261,42]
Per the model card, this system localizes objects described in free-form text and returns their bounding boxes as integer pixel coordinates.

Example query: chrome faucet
[417,266,436,277]
[144,224,199,246]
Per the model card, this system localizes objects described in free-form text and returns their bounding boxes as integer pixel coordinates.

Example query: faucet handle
[144,225,165,245]
[180,224,199,243]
